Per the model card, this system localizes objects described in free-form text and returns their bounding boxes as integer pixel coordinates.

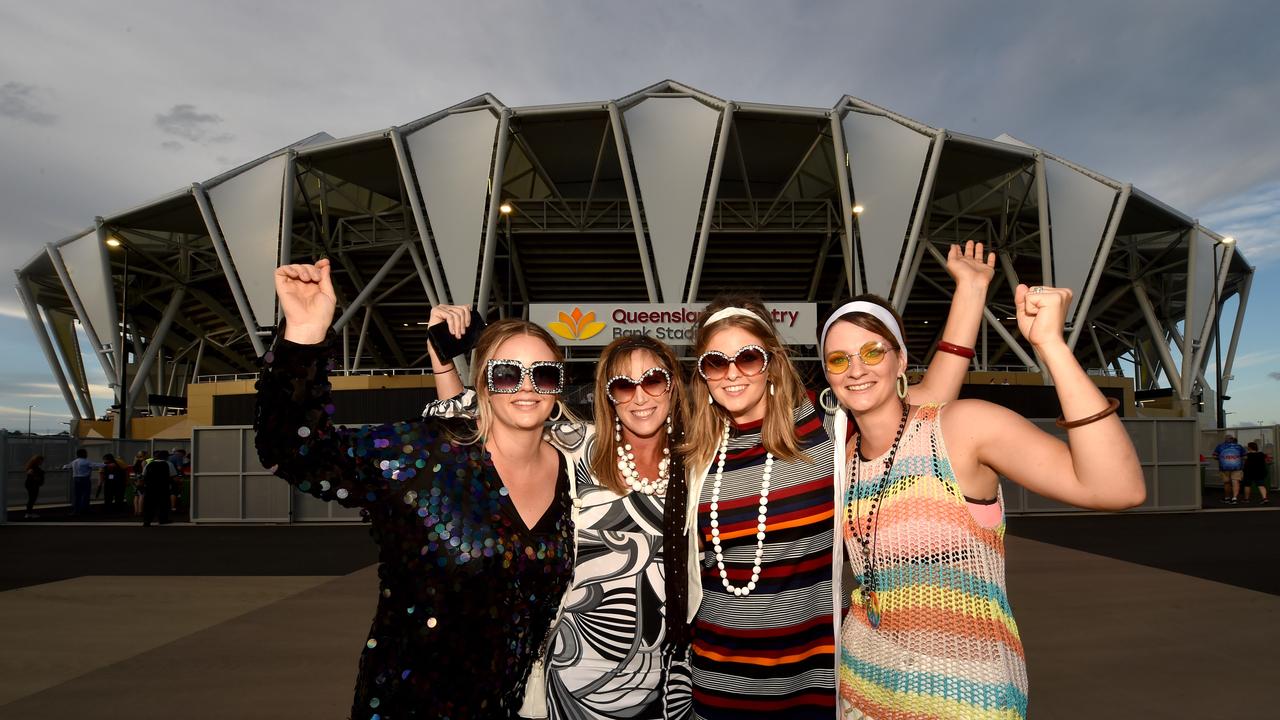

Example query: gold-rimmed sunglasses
[824,341,892,374]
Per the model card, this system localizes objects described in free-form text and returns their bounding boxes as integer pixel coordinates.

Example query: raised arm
[257,259,429,508]
[947,285,1145,511]
[910,241,995,405]
[426,304,471,401]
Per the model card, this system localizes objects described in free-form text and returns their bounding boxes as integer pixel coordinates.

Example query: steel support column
[477,109,512,316]
[127,287,186,408]
[193,183,267,357]
[14,277,82,421]
[893,129,947,311]
[607,101,658,301]
[687,104,734,302]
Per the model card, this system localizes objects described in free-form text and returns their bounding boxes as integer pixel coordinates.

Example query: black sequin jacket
[255,336,577,720]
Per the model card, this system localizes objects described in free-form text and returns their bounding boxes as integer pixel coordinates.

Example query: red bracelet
[936,341,975,359]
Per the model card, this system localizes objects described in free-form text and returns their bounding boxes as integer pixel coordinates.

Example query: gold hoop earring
[549,401,565,422]
[896,373,908,400]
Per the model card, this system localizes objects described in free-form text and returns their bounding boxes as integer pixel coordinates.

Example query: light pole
[27,404,33,436]
[1212,236,1235,429]
[106,235,129,439]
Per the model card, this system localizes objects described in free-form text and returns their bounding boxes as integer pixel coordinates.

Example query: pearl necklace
[615,416,672,496]
[709,418,774,597]
[616,444,671,495]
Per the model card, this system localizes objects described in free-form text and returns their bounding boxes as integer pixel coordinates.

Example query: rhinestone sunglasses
[485,359,566,394]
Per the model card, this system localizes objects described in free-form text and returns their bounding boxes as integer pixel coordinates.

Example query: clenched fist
[1014,284,1073,350]
[276,258,337,344]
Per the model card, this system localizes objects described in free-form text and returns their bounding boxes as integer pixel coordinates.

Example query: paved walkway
[1,513,1276,718]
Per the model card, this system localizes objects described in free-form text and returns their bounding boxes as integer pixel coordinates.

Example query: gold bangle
[1055,397,1120,429]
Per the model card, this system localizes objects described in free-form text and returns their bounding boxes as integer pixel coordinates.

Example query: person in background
[100,453,128,513]
[1213,434,1246,504]
[24,455,45,519]
[1242,441,1270,505]
[142,449,174,526]
[168,448,188,512]
[132,451,149,515]
[62,449,103,515]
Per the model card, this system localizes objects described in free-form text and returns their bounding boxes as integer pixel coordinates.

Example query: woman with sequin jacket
[256,258,580,720]
[429,308,695,720]
[822,286,1144,719]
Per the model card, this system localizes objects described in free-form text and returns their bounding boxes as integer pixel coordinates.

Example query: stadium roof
[15,79,1252,424]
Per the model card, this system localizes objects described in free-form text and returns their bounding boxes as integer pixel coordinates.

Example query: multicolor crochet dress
[839,403,1028,720]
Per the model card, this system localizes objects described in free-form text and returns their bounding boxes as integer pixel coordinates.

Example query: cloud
[1200,180,1280,267]
[1270,372,1280,381]
[0,82,56,125]
[155,103,235,145]
[160,140,183,152]
[0,303,30,320]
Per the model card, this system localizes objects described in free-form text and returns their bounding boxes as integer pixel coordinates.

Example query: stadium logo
[548,307,606,340]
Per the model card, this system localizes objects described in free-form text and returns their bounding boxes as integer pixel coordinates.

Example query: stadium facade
[14,80,1252,448]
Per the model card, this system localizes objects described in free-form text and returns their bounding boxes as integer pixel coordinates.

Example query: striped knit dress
[839,404,1028,720]
[693,399,838,719]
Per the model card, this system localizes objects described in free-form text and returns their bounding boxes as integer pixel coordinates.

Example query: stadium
[12,80,1256,518]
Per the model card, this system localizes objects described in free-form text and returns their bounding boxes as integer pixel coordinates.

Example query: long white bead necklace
[709,418,775,597]
[616,415,672,496]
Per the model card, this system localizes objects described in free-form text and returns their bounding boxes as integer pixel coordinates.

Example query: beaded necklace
[845,400,910,629]
[709,418,774,597]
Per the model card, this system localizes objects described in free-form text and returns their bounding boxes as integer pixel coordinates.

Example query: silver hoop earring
[549,401,565,422]
[896,373,908,400]
[818,387,840,414]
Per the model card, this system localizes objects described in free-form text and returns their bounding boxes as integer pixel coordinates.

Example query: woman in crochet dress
[823,286,1144,719]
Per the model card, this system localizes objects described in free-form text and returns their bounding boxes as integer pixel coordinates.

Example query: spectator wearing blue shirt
[62,448,104,515]
[1213,434,1246,504]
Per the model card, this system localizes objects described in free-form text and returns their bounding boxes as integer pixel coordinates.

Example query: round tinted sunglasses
[824,341,891,374]
[697,345,769,381]
[485,359,565,395]
[606,367,672,404]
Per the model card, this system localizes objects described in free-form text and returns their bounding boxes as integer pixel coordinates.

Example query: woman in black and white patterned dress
[430,309,693,720]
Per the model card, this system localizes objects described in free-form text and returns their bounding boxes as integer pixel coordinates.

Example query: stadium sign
[530,303,817,346]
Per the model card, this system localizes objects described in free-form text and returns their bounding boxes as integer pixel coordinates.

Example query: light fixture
[105,237,122,248]
[1222,236,1235,246]
[852,204,865,215]
[499,202,513,215]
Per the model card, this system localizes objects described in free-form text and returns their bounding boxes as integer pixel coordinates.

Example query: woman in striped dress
[681,244,992,720]
[821,287,1144,719]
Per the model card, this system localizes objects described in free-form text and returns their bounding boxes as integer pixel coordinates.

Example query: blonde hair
[682,295,810,470]
[588,336,687,494]
[456,318,569,445]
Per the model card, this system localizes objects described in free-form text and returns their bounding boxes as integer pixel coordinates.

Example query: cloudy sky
[1,0,1277,431]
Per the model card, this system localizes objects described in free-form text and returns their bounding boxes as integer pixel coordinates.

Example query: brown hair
[25,455,44,472]
[459,318,569,445]
[826,294,907,356]
[588,335,687,494]
[682,294,809,470]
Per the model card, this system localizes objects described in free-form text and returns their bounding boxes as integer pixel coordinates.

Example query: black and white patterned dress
[427,393,693,720]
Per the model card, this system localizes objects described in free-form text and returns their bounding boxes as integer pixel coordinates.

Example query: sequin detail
[254,335,575,719]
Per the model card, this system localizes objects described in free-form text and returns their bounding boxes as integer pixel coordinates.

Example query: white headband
[820,301,906,355]
[703,307,766,327]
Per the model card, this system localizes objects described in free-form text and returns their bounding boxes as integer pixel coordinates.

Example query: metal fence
[189,426,361,523]
[999,416,1203,514]
[2,435,190,523]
